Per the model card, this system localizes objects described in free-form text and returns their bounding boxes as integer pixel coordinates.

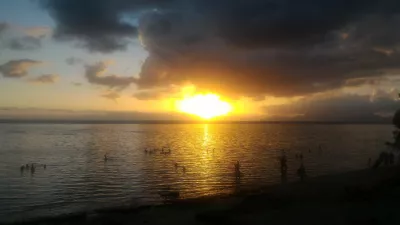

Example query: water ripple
[0,123,391,223]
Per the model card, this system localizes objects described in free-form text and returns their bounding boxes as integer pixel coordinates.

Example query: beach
[6,165,400,225]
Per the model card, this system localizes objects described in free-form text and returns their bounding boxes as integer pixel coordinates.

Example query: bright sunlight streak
[177,94,232,119]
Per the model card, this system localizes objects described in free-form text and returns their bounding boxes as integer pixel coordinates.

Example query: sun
[177,94,232,119]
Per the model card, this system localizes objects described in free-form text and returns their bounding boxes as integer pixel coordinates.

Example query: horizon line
[0,119,392,125]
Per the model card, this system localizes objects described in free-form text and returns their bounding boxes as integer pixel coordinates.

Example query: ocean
[0,123,393,223]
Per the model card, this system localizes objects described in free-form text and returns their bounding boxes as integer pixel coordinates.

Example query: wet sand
[5,166,400,225]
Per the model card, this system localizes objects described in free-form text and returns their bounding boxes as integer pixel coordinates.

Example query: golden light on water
[177,93,232,119]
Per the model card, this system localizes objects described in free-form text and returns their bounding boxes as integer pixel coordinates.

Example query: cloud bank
[37,0,400,100]
[266,91,399,122]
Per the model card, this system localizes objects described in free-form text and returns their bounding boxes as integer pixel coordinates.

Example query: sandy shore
[5,166,400,225]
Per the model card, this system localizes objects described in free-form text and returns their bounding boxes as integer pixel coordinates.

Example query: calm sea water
[0,123,393,222]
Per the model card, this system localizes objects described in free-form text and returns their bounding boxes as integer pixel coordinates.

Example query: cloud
[0,59,42,78]
[344,77,389,87]
[71,82,82,86]
[37,0,148,52]
[37,0,400,98]
[66,57,84,65]
[265,91,399,122]
[133,90,165,100]
[29,74,59,84]
[84,61,135,89]
[7,36,43,51]
[134,7,400,98]
[0,23,48,51]
[101,91,120,102]
[132,86,180,100]
[21,26,51,38]
[0,22,8,35]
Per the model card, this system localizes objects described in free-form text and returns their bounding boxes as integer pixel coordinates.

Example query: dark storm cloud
[7,36,43,51]
[0,59,42,78]
[196,1,400,49]
[37,0,175,52]
[266,92,400,122]
[133,0,400,98]
[38,0,400,97]
[85,62,135,89]
[29,74,59,84]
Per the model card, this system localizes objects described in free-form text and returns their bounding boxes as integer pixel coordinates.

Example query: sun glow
[177,94,232,119]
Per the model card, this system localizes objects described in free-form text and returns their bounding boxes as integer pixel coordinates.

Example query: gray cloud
[66,57,84,65]
[37,0,156,52]
[0,59,42,78]
[29,74,59,84]
[85,62,135,89]
[7,35,43,51]
[135,9,400,98]
[0,23,47,51]
[265,91,400,122]
[0,22,8,35]
[37,0,400,98]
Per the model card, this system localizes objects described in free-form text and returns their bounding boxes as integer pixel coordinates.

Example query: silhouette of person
[30,164,35,174]
[280,152,287,172]
[234,161,241,178]
[373,153,385,169]
[297,163,306,181]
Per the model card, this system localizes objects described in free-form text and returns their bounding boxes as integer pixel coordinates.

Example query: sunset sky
[0,0,399,121]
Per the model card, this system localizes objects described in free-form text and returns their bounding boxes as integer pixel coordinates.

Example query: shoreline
[4,166,400,225]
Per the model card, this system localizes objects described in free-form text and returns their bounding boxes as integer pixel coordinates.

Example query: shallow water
[0,123,393,222]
